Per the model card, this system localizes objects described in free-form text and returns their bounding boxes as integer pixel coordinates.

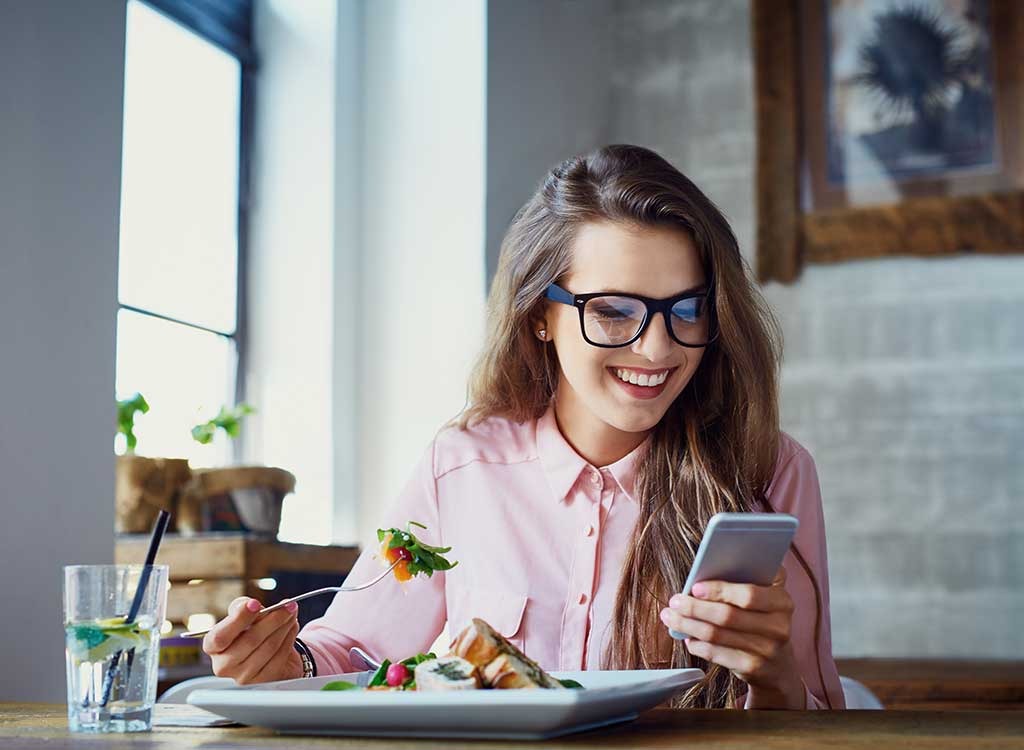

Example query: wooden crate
[115,533,360,623]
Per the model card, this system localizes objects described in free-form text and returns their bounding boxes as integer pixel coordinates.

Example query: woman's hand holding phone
[660,565,806,708]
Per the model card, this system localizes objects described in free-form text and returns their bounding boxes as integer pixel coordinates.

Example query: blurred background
[1,0,1020,702]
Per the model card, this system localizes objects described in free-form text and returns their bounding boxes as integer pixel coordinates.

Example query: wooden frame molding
[753,0,1024,284]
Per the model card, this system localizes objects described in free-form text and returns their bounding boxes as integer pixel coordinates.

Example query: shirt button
[578,592,589,605]
[590,471,601,486]
[583,524,594,537]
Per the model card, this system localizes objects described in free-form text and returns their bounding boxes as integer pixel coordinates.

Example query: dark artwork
[826,0,996,185]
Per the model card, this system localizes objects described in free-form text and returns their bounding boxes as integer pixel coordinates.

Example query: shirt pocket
[447,585,529,652]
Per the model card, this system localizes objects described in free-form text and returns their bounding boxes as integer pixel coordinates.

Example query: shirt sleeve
[298,440,448,675]
[757,437,846,710]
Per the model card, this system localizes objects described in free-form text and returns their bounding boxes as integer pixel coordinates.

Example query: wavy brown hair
[458,144,787,708]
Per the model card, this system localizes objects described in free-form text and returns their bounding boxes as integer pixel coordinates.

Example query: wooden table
[3,704,1022,748]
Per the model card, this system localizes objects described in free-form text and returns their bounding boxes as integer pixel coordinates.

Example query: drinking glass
[63,564,169,732]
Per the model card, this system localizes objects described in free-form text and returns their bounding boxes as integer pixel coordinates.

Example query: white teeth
[614,368,670,387]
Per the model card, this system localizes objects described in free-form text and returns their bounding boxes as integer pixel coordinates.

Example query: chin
[602,404,667,434]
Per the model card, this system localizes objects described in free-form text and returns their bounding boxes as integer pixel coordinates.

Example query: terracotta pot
[114,455,192,533]
[176,466,295,537]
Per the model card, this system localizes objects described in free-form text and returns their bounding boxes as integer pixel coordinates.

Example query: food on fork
[377,521,457,582]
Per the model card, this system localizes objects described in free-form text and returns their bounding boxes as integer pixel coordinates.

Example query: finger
[660,609,778,659]
[685,580,792,613]
[248,619,302,684]
[204,597,264,654]
[668,595,790,640]
[221,604,298,668]
[771,564,788,587]
[683,638,767,679]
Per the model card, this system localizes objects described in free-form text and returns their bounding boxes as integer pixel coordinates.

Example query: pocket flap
[449,586,528,638]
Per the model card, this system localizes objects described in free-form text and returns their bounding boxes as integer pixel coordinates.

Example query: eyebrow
[596,283,709,297]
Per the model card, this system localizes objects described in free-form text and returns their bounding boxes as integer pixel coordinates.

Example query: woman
[202,144,844,709]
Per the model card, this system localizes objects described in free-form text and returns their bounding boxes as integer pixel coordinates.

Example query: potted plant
[176,403,295,537]
[114,392,192,533]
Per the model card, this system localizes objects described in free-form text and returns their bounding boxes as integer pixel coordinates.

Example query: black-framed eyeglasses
[545,283,717,348]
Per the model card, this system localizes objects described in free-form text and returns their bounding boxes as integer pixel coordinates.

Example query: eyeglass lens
[582,295,709,346]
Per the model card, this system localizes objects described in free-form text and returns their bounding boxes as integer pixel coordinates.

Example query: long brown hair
[459,144,788,707]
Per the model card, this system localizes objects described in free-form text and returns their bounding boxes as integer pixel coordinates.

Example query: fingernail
[669,595,681,609]
[285,601,298,614]
[692,583,708,599]
[246,599,261,612]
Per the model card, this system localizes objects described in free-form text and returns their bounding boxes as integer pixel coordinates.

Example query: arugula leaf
[321,680,361,691]
[558,678,584,689]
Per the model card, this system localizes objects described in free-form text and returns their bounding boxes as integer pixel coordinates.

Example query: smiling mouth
[608,367,676,387]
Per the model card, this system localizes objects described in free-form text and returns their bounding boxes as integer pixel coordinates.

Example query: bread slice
[449,618,564,690]
[414,656,481,691]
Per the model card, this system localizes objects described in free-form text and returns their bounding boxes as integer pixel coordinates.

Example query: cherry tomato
[393,560,412,582]
[395,547,413,561]
[386,662,411,687]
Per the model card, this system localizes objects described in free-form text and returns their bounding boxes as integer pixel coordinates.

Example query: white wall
[250,0,487,546]
[356,0,488,544]
[248,0,338,544]
[0,0,124,701]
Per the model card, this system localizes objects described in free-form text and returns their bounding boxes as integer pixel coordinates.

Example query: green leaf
[116,392,149,454]
[368,659,391,688]
[558,678,584,689]
[321,680,361,691]
[407,521,427,530]
[191,402,257,446]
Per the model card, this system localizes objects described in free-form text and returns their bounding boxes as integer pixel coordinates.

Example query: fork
[181,560,400,639]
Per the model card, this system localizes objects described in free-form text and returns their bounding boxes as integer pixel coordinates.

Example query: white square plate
[188,668,704,740]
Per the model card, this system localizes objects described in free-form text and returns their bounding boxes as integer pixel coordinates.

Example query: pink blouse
[301,406,845,709]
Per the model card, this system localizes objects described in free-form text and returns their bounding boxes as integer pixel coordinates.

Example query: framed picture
[754,0,1024,283]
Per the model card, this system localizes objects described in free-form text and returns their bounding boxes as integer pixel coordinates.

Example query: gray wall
[605,0,1024,658]
[0,0,124,700]
[486,0,615,283]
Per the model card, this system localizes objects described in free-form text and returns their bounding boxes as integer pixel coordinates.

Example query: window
[116,0,249,466]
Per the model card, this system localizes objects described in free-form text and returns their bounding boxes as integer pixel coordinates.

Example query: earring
[537,329,547,340]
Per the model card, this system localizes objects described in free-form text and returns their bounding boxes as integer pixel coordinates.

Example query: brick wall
[608,0,1024,658]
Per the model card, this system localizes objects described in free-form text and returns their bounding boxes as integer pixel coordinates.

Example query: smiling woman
[200,144,844,711]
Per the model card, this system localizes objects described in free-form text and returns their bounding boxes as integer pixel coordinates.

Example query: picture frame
[754,0,1024,283]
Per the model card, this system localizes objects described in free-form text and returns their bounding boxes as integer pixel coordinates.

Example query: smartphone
[668,512,798,641]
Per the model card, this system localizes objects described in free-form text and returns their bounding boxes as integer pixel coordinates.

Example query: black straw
[99,509,170,708]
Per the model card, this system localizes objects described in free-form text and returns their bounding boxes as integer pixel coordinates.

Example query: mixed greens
[378,521,457,581]
[322,652,437,692]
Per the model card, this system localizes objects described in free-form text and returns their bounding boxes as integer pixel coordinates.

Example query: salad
[377,521,457,582]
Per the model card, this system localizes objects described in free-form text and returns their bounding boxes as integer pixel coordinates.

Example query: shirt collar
[535,404,648,504]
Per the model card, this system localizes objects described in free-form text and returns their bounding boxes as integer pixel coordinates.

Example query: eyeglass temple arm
[545,283,575,305]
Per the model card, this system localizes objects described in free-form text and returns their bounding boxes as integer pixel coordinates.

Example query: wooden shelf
[115,533,360,622]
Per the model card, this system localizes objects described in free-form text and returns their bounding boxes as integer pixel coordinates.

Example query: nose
[630,311,677,363]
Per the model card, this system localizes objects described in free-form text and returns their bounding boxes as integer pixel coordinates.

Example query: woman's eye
[590,304,631,320]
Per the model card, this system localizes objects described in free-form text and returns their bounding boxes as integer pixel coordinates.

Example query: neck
[552,386,648,468]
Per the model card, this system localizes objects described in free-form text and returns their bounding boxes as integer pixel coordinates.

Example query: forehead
[563,221,705,297]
